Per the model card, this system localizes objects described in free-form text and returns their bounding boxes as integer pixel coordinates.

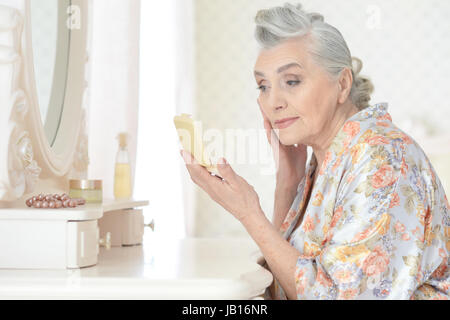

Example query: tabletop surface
[0,199,149,220]
[0,230,273,300]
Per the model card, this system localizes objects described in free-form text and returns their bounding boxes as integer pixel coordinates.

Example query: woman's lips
[274,117,299,129]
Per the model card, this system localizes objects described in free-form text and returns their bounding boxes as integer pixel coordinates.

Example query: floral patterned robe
[272,103,449,300]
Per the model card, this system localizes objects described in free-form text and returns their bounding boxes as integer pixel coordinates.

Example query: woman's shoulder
[343,114,426,166]
[334,113,445,192]
[340,103,418,152]
[341,116,448,203]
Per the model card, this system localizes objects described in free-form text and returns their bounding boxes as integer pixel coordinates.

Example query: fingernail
[218,158,227,165]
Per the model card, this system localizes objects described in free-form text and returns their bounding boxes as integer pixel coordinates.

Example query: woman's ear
[338,67,353,104]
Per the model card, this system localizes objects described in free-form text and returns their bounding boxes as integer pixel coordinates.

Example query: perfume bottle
[114,133,132,200]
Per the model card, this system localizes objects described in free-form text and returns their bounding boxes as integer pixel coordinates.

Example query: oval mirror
[30,0,71,147]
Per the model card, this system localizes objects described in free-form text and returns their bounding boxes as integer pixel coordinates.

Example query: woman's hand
[180,150,263,223]
[258,101,308,189]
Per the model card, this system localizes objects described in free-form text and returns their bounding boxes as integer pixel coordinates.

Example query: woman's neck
[312,101,359,173]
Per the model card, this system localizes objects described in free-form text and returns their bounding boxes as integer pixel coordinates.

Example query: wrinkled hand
[180,150,262,223]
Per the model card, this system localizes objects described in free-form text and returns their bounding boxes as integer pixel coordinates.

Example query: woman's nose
[268,88,287,112]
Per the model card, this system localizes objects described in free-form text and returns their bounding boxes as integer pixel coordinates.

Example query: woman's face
[254,37,343,147]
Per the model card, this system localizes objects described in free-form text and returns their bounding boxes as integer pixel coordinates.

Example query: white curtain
[87,0,140,200]
[174,0,197,237]
[88,0,198,239]
[134,0,191,238]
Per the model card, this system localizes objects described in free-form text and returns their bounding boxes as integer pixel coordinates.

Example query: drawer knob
[99,232,112,250]
[144,219,155,232]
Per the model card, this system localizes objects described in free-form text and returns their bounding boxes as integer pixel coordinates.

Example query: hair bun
[307,12,324,23]
[294,3,303,11]
[351,57,363,75]
[286,3,324,24]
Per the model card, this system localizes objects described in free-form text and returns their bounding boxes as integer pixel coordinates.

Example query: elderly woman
[180,3,449,300]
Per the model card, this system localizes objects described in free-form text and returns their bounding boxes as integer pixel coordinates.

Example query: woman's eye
[257,81,298,93]
[287,80,300,87]
[257,85,268,93]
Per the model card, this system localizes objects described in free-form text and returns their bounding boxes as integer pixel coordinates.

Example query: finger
[263,118,273,143]
[258,99,270,122]
[258,102,277,142]
[257,100,282,151]
[216,158,239,186]
[257,100,273,138]
[180,149,197,165]
[259,110,273,141]
[181,150,212,184]
[210,173,225,181]
[296,144,308,153]
[269,125,281,150]
[288,143,307,155]
[181,151,228,202]
[263,116,271,130]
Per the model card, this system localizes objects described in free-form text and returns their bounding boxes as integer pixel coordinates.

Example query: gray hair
[255,3,374,110]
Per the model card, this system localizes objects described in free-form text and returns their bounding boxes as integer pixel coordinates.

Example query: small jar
[69,180,103,203]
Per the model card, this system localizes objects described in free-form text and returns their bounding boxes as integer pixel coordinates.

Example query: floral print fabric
[273,103,449,300]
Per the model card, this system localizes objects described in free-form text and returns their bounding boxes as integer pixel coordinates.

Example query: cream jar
[69,180,103,203]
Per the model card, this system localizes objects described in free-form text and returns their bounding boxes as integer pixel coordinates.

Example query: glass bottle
[114,133,132,199]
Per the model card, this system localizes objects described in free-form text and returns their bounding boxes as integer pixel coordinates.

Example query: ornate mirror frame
[0,0,90,201]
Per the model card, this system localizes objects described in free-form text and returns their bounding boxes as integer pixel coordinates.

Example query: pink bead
[63,199,70,208]
[34,201,42,208]
[26,198,33,207]
[32,196,38,202]
[49,201,56,209]
[55,200,62,209]
[38,194,44,201]
[45,195,52,202]
[42,201,49,208]
[69,200,77,208]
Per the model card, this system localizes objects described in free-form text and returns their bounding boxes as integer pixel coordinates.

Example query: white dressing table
[0,199,149,269]
[0,0,274,300]
[0,231,273,300]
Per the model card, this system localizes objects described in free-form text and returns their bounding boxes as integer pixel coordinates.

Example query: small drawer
[98,209,144,247]
[122,209,144,246]
[66,220,99,269]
